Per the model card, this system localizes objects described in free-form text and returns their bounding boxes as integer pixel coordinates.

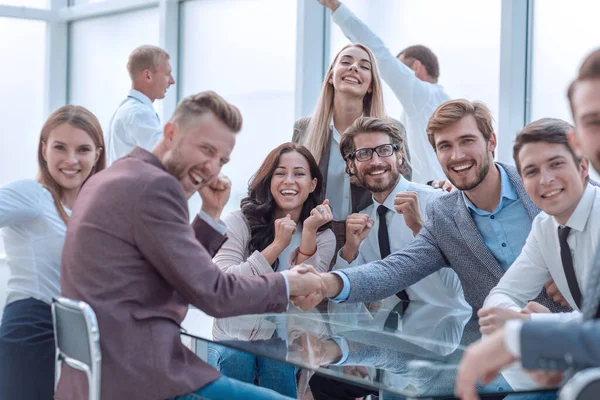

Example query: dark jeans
[0,297,55,399]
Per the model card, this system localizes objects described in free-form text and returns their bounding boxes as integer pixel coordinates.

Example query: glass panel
[0,17,46,318]
[0,18,46,187]
[329,0,501,128]
[0,0,48,8]
[530,0,600,123]
[68,7,159,134]
[180,0,297,215]
[530,0,600,178]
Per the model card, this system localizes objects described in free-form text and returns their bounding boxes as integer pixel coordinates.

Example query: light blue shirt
[461,165,531,271]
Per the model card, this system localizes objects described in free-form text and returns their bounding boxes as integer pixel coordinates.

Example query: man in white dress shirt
[479,118,598,333]
[318,0,450,184]
[310,116,468,400]
[105,45,176,164]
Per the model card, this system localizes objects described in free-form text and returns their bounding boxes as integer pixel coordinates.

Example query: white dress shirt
[326,120,352,221]
[0,180,71,306]
[485,184,600,331]
[105,89,162,165]
[332,4,450,184]
[334,176,469,309]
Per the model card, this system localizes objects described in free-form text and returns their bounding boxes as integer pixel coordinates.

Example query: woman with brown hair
[0,105,105,399]
[294,43,411,256]
[209,142,335,397]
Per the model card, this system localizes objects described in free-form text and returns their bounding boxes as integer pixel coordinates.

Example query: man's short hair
[426,99,494,151]
[567,48,600,117]
[127,45,170,80]
[339,116,407,178]
[397,45,440,82]
[170,91,243,133]
[513,118,580,174]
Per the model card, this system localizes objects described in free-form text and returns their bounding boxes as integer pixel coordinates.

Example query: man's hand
[394,191,424,236]
[478,306,530,335]
[316,0,341,12]
[199,174,231,220]
[283,265,325,311]
[430,179,455,192]
[526,370,563,387]
[545,279,570,308]
[520,301,551,315]
[320,272,345,298]
[288,333,342,366]
[455,328,518,400]
[342,213,373,262]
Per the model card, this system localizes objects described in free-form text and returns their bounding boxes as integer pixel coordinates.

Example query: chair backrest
[560,368,600,400]
[52,297,101,400]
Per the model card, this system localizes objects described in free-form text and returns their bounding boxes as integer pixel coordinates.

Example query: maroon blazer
[56,148,288,400]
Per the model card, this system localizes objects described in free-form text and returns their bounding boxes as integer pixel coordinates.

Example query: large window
[180,0,297,215]
[529,0,600,123]
[68,7,159,133]
[329,0,502,127]
[0,18,46,187]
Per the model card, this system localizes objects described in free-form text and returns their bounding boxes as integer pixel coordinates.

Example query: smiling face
[569,79,600,173]
[434,115,496,191]
[519,141,588,223]
[270,151,317,215]
[42,123,100,194]
[350,132,402,194]
[161,112,235,198]
[330,46,373,98]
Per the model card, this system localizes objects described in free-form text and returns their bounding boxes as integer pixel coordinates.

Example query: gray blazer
[520,245,600,371]
[341,163,568,311]
[293,117,412,214]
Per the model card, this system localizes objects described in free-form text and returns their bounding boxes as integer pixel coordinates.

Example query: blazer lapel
[318,129,333,191]
[500,162,540,220]
[453,194,505,279]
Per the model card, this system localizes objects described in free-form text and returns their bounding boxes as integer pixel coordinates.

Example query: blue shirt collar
[127,89,154,108]
[462,164,518,215]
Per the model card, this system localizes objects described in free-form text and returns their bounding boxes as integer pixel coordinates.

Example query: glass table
[181,299,557,399]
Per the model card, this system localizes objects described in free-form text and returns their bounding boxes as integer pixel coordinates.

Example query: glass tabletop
[181,299,557,399]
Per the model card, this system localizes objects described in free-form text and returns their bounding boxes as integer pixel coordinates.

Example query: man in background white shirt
[479,118,597,333]
[105,45,175,164]
[318,0,450,184]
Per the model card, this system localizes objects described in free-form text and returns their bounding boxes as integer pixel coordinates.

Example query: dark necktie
[558,226,583,309]
[377,205,410,331]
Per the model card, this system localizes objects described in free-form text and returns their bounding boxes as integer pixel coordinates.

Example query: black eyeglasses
[346,143,399,162]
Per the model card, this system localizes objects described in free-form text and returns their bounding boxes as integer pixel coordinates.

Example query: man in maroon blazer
[56,91,324,400]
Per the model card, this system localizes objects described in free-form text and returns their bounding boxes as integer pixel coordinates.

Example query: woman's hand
[303,199,333,233]
[273,214,297,250]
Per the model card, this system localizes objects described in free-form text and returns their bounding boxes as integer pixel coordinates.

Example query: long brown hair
[37,105,106,224]
[302,44,386,164]
[241,143,327,271]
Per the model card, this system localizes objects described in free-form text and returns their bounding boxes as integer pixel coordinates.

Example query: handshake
[281,265,344,311]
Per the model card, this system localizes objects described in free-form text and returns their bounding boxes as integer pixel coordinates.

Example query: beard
[356,162,401,193]
[446,159,490,191]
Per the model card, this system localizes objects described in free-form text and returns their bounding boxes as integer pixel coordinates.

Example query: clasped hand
[282,265,327,311]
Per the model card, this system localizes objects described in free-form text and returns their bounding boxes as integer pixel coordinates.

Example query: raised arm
[324,1,435,114]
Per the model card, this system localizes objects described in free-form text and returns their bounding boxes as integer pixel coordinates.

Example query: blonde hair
[302,44,386,164]
[37,105,106,224]
[426,99,494,150]
[127,45,170,80]
[170,91,243,133]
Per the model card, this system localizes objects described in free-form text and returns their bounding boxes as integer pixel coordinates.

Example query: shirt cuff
[197,209,227,235]
[329,271,351,303]
[281,273,290,299]
[329,336,350,365]
[504,320,524,358]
